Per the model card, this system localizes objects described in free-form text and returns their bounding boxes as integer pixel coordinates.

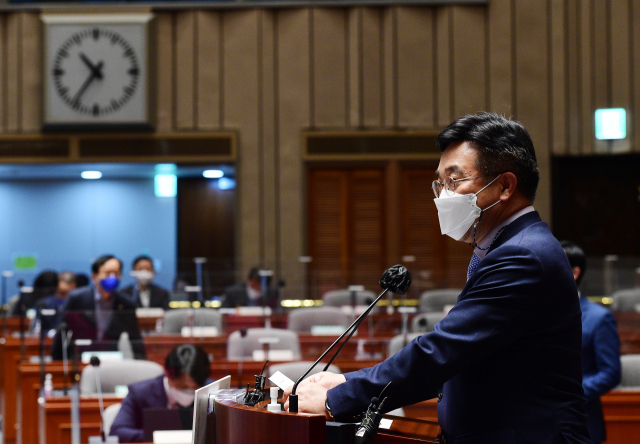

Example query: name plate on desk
[153,430,192,444]
[136,307,165,318]
[236,306,272,316]
[311,325,351,336]
[252,349,295,361]
[181,326,219,337]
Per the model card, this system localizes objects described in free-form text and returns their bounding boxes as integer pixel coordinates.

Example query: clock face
[52,28,140,117]
[42,14,153,128]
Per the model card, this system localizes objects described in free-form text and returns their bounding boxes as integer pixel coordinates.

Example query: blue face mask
[100,275,120,293]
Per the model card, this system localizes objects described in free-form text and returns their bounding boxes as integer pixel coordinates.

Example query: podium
[214,399,440,444]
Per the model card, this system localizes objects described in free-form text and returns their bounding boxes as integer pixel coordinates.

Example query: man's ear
[572,266,582,283]
[499,172,518,200]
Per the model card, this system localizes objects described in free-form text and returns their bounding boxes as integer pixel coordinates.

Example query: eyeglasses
[432,175,491,198]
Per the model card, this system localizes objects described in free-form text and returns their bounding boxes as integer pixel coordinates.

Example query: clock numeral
[93,28,100,41]
[93,104,100,116]
[53,68,64,77]
[128,67,139,77]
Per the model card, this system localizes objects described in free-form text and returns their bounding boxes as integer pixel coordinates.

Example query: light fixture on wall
[81,171,102,179]
[203,169,224,179]
[155,174,177,197]
[595,108,627,140]
[218,177,236,190]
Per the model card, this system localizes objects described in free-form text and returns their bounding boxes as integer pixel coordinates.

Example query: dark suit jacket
[327,212,591,444]
[110,375,167,443]
[120,283,171,310]
[220,282,279,309]
[38,294,66,333]
[50,286,146,360]
[580,295,621,444]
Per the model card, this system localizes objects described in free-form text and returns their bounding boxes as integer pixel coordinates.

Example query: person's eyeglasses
[431,175,491,198]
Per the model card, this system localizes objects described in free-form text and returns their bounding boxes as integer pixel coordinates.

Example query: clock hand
[71,60,104,105]
[79,53,104,80]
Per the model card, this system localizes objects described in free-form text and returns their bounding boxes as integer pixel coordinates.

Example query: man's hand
[282,372,346,414]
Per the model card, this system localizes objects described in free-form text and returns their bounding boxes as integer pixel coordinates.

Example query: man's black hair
[560,240,587,287]
[247,266,260,281]
[132,255,154,270]
[436,112,540,201]
[33,270,59,297]
[165,344,211,386]
[91,255,123,274]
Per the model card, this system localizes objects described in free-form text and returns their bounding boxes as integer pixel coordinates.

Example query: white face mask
[433,175,502,241]
[131,270,154,287]
[164,377,195,407]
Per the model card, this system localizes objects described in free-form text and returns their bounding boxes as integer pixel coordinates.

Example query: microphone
[237,327,248,388]
[60,321,72,396]
[355,381,392,444]
[90,356,107,441]
[38,300,47,397]
[288,265,411,413]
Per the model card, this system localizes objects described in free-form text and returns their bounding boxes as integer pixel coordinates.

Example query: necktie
[467,252,481,281]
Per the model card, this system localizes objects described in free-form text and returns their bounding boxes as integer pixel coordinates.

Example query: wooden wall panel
[312,8,347,128]
[361,8,383,127]
[0,15,6,133]
[579,0,592,154]
[396,7,433,128]
[435,7,452,128]
[196,11,221,130]
[6,13,20,132]
[155,12,174,131]
[592,0,608,112]
[488,0,513,116]
[382,7,397,128]
[610,0,631,143]
[260,10,278,270]
[451,6,486,117]
[20,12,39,132]
[175,11,196,130]
[515,0,550,222]
[550,0,567,155]
[566,0,580,154]
[277,9,310,294]
[223,10,260,270]
[347,8,361,127]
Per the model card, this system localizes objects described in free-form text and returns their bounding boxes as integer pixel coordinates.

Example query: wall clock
[41,13,154,131]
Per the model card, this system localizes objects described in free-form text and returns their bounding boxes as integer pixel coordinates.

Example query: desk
[38,395,121,444]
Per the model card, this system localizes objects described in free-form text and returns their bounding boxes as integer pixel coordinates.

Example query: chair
[103,403,122,436]
[161,308,222,334]
[610,288,640,312]
[411,312,447,333]
[419,289,462,312]
[80,359,164,394]
[287,307,351,333]
[619,355,640,388]
[387,333,423,358]
[267,361,342,382]
[227,328,301,360]
[322,289,377,307]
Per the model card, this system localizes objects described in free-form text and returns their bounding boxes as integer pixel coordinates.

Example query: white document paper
[268,370,295,391]
[379,418,393,429]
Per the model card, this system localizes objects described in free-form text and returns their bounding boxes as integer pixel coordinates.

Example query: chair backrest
[611,288,640,312]
[387,333,423,358]
[227,328,301,360]
[161,308,222,334]
[411,312,447,333]
[80,359,165,394]
[322,289,377,307]
[104,402,122,436]
[287,307,351,333]
[267,361,342,383]
[619,355,640,388]
[419,289,461,312]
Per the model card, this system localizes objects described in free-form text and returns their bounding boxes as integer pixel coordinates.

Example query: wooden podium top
[214,399,440,444]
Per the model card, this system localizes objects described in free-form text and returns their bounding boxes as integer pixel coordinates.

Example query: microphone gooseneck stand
[288,264,411,414]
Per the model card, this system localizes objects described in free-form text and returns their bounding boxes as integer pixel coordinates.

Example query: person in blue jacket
[561,241,621,444]
[110,344,211,442]
[285,112,592,444]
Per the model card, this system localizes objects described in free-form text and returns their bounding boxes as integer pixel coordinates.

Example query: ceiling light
[81,171,102,179]
[203,169,224,179]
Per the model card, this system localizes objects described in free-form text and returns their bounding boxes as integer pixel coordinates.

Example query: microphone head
[379,265,412,295]
[240,327,248,338]
[371,397,380,406]
[90,356,101,367]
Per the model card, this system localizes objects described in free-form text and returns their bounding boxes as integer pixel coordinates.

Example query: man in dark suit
[120,255,171,310]
[110,344,211,442]
[561,241,621,444]
[285,113,591,443]
[51,255,145,360]
[220,266,279,309]
[39,271,77,333]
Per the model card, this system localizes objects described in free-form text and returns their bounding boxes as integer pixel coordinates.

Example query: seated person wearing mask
[220,266,279,308]
[50,255,145,360]
[39,271,77,333]
[120,255,171,310]
[110,344,211,442]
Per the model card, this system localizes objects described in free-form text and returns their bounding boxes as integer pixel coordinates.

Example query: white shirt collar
[474,206,535,259]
